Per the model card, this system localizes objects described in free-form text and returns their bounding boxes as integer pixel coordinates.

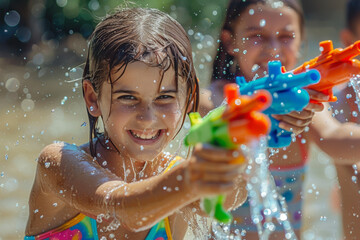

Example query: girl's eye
[156,95,175,101]
[279,33,294,41]
[118,95,137,100]
[156,95,174,100]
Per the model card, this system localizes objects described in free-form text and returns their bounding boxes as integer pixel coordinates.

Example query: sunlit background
[0,0,348,239]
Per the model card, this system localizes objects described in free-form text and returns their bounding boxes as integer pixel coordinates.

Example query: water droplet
[301,138,306,144]
[249,9,254,15]
[21,99,35,112]
[4,10,20,27]
[44,162,50,168]
[346,94,353,99]
[140,145,144,151]
[251,64,260,72]
[176,175,183,181]
[81,122,87,127]
[61,96,68,105]
[56,0,67,7]
[279,213,287,221]
[352,176,358,183]
[352,111,358,117]
[259,19,266,27]
[5,77,20,92]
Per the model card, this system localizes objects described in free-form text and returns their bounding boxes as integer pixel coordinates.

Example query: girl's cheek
[158,103,184,123]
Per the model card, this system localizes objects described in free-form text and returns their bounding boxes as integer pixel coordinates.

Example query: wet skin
[25,62,248,239]
[204,4,324,240]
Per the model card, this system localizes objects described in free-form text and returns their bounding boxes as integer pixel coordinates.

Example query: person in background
[200,0,360,238]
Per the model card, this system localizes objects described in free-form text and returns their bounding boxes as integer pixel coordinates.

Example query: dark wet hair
[211,0,304,82]
[346,0,360,33]
[82,7,199,157]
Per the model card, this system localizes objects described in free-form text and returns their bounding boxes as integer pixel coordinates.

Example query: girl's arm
[37,142,245,231]
[309,102,360,165]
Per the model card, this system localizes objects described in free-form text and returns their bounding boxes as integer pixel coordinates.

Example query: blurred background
[0,0,348,239]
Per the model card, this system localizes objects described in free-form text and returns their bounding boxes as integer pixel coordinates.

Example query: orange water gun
[285,40,360,102]
[184,83,271,223]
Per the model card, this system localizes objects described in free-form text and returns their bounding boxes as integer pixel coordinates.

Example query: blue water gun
[236,61,321,148]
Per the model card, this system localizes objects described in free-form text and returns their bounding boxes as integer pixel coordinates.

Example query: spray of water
[245,137,296,240]
[212,137,297,240]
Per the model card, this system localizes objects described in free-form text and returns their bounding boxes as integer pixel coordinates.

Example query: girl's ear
[83,80,101,117]
[221,30,236,56]
[340,29,355,47]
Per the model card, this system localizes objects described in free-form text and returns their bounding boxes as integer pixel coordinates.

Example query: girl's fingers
[278,121,305,135]
[285,110,314,120]
[194,144,243,163]
[197,182,235,195]
[304,102,325,112]
[195,169,242,183]
[272,114,312,128]
[190,160,244,173]
[306,89,330,102]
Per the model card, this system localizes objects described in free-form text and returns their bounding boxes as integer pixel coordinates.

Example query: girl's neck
[94,136,160,182]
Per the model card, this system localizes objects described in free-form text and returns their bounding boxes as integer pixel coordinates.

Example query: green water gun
[184,83,272,223]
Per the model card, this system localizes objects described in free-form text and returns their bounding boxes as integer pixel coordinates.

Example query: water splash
[245,137,296,240]
[349,75,360,112]
[211,137,296,240]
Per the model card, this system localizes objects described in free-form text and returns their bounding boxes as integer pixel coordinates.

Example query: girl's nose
[136,104,158,124]
[265,38,281,56]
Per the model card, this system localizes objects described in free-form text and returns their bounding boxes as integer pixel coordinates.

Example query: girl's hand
[185,143,246,197]
[271,89,328,135]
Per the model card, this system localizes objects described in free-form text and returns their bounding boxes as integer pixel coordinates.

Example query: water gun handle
[185,84,271,223]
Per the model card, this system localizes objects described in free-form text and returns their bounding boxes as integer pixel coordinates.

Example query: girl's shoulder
[38,141,92,166]
[40,141,89,159]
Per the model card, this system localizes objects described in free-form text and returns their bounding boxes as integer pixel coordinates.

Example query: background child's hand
[185,143,246,197]
[271,89,328,135]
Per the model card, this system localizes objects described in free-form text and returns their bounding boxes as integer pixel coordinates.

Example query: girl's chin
[125,148,164,162]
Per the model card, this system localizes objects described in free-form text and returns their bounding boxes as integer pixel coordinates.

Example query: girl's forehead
[109,61,179,90]
[235,4,300,31]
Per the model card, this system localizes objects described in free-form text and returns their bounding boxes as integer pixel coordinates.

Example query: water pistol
[285,40,360,102]
[184,83,271,223]
[236,61,320,148]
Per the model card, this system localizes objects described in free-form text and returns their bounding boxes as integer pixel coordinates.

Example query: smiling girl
[24,7,248,240]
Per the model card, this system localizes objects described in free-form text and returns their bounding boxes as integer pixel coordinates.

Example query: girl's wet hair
[211,0,304,82]
[82,7,199,157]
[346,0,360,34]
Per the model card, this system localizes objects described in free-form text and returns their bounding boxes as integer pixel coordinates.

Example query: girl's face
[228,4,301,80]
[97,61,188,161]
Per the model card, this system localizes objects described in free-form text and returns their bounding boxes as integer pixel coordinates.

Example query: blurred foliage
[0,0,228,55]
[0,0,229,86]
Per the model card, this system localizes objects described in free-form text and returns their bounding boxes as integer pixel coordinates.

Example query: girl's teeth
[131,130,160,140]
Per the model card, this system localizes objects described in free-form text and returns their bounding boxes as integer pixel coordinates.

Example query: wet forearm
[108,164,198,231]
[312,122,360,164]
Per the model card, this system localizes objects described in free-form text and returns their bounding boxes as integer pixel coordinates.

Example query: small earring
[89,106,94,112]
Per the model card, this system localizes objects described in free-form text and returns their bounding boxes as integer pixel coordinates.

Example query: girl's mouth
[128,129,163,144]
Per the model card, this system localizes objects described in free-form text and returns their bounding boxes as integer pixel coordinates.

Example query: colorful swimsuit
[25,158,180,240]
[232,139,308,232]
